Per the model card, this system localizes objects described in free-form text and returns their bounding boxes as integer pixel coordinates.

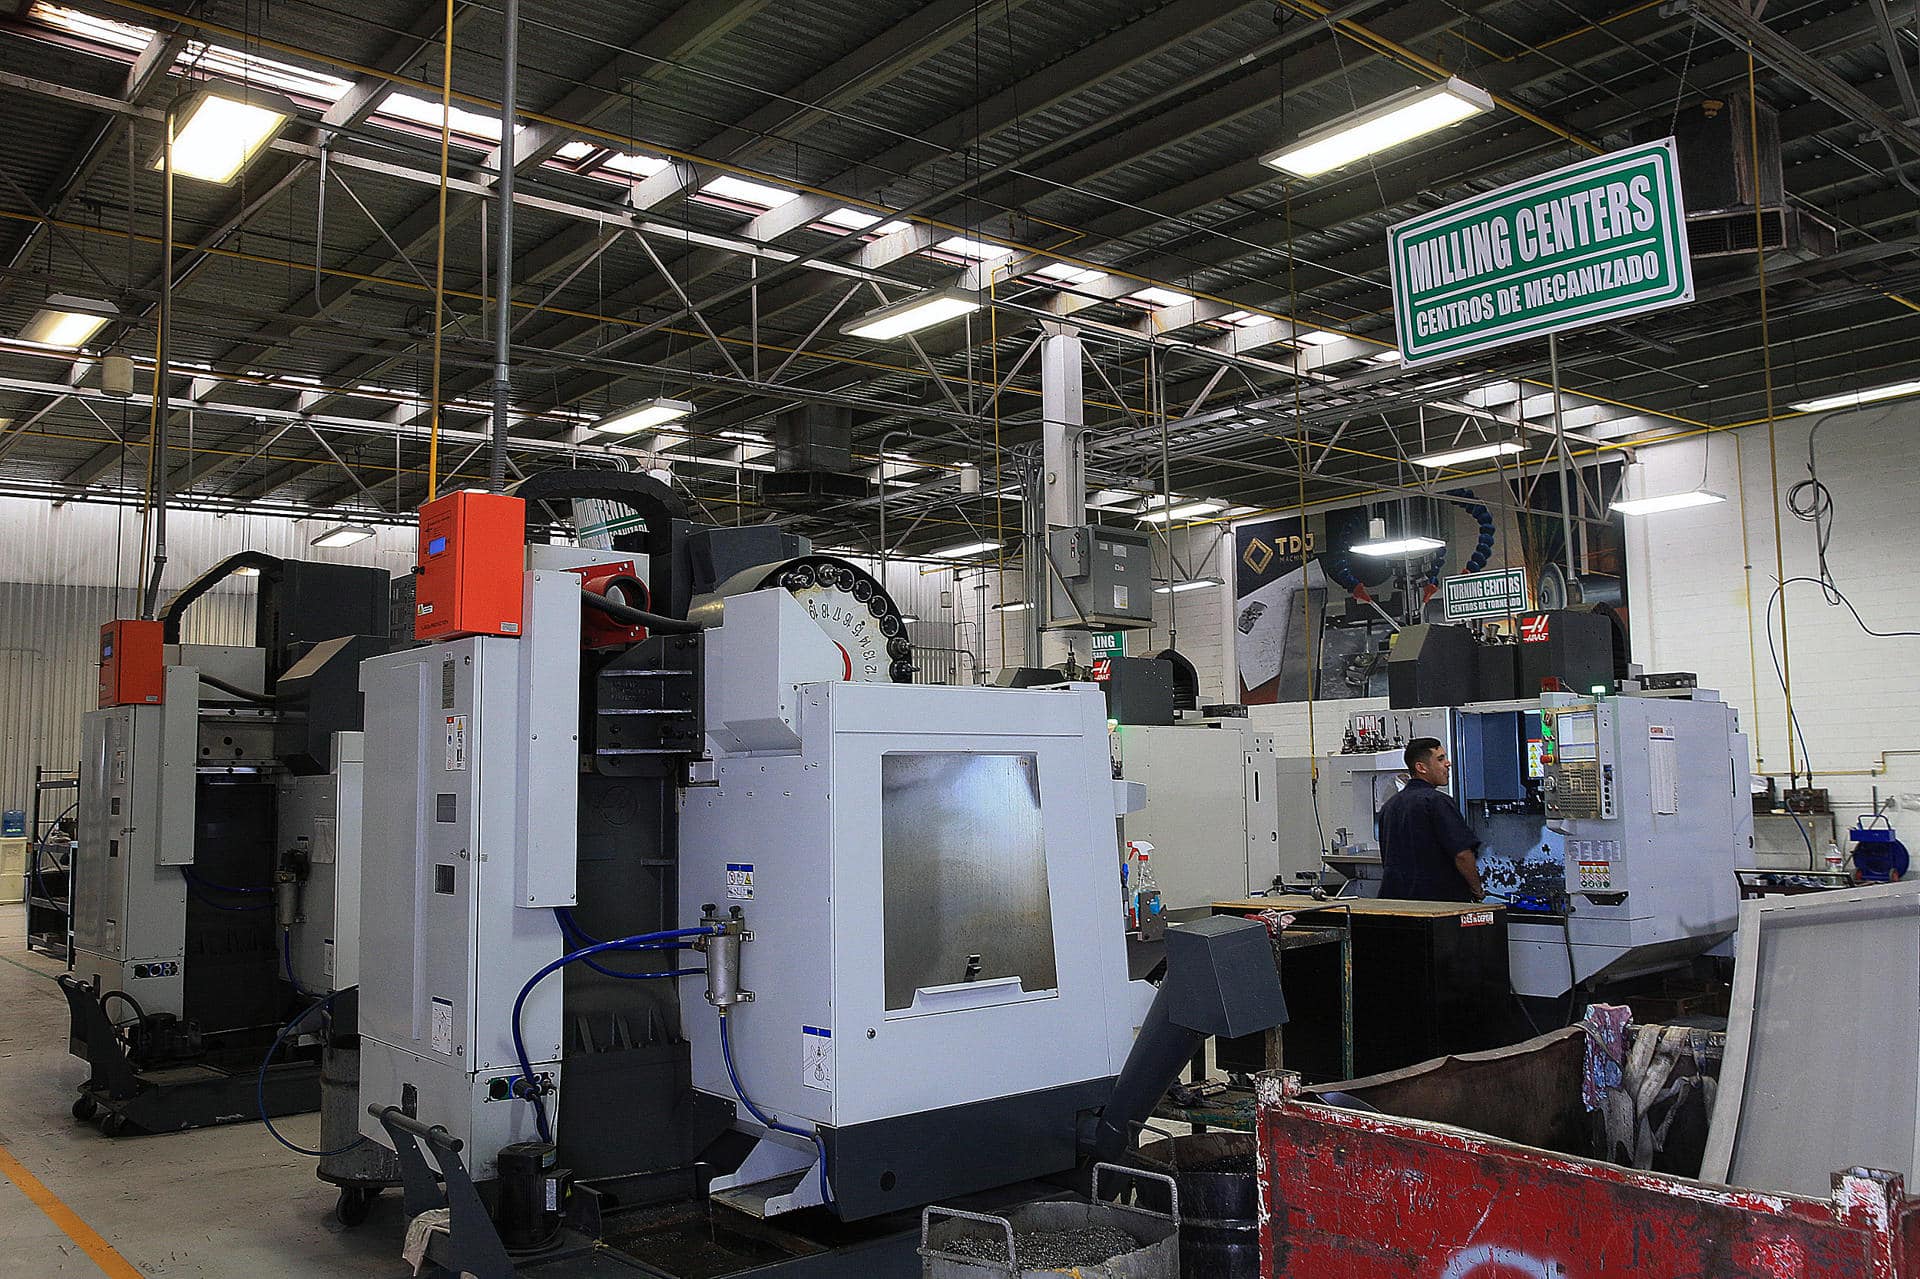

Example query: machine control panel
[1540,705,1617,819]
[415,490,526,641]
[98,619,164,707]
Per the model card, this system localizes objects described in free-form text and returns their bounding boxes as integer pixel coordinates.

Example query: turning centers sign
[1389,138,1693,366]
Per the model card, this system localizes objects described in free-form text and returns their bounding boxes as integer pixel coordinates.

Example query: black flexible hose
[199,673,278,704]
[580,589,704,634]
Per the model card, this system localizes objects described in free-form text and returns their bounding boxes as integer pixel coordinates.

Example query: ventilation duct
[1646,98,1835,263]
[756,405,872,508]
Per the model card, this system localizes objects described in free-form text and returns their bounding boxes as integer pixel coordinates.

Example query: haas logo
[1520,614,1551,644]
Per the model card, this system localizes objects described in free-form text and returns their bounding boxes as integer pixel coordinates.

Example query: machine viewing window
[880,752,1058,1012]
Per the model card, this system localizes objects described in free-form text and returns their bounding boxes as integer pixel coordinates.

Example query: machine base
[70,1058,320,1138]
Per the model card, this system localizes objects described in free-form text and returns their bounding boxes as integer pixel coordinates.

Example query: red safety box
[99,619,164,707]
[414,490,526,640]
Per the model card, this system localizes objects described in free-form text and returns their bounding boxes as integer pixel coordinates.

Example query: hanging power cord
[1766,576,1920,785]
[509,928,717,1142]
[718,1011,833,1210]
[258,988,365,1158]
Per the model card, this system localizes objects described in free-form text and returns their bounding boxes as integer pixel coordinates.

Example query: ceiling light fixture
[311,523,376,548]
[1412,440,1526,469]
[842,288,981,341]
[156,84,297,185]
[596,397,694,435]
[1351,516,1443,557]
[992,599,1032,612]
[1789,379,1920,413]
[19,294,118,348]
[1137,499,1226,525]
[1155,577,1225,595]
[1611,490,1726,516]
[929,539,1000,559]
[1261,77,1495,178]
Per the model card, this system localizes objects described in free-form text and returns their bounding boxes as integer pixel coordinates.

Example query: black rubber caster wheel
[98,1112,127,1138]
[335,1186,379,1227]
[71,1095,98,1122]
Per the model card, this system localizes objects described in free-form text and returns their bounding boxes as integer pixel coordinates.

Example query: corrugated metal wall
[0,496,971,819]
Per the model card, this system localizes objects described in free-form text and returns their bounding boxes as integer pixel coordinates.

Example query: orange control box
[414,490,527,640]
[99,619,164,707]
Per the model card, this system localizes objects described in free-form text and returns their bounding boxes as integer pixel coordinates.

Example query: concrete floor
[0,904,411,1277]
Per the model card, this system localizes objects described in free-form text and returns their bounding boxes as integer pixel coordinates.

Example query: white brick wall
[1626,403,1920,827]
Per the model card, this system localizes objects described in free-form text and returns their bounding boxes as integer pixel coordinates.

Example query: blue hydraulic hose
[258,989,365,1158]
[510,927,717,1141]
[719,1012,833,1209]
[552,908,688,980]
[180,867,270,911]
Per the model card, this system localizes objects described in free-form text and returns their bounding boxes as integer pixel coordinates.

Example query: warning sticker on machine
[802,1026,833,1091]
[1113,585,1130,610]
[445,715,468,771]
[431,997,454,1055]
[726,863,754,900]
[1460,911,1495,927]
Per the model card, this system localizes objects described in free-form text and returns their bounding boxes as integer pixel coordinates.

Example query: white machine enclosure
[72,647,269,1016]
[681,591,1149,1211]
[1512,695,1750,996]
[355,571,579,1178]
[1114,723,1287,907]
[277,732,365,993]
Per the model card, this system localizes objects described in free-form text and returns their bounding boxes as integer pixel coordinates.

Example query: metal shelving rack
[25,764,77,961]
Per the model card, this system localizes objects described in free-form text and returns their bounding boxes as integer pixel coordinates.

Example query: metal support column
[1037,324,1086,666]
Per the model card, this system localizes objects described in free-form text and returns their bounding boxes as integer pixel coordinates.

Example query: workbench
[1211,896,1511,1082]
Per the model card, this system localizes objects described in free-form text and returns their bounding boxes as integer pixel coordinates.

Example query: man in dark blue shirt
[1378,737,1485,902]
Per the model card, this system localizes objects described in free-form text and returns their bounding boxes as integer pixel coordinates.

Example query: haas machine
[351,475,1283,1278]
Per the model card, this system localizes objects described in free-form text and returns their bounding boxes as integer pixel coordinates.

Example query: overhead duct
[757,405,872,509]
[1644,98,1835,263]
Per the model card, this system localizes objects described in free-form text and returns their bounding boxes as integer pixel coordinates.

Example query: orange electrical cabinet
[99,619,164,707]
[414,490,526,640]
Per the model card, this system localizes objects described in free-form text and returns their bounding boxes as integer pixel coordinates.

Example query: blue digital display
[428,536,448,556]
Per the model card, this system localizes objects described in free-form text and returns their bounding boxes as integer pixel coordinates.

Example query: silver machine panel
[355,571,580,1178]
[277,732,364,993]
[880,752,1056,1011]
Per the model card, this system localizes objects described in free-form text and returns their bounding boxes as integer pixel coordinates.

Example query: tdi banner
[1388,139,1693,366]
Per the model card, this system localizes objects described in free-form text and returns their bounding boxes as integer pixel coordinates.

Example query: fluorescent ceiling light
[701,174,798,208]
[155,85,297,184]
[1138,499,1226,525]
[1034,262,1106,286]
[1790,379,1920,413]
[930,539,1000,559]
[820,207,910,235]
[1156,577,1224,595]
[1412,440,1525,469]
[1223,506,1263,518]
[1127,287,1193,308]
[19,294,117,347]
[1261,76,1496,178]
[311,523,375,548]
[1088,488,1147,509]
[719,429,769,443]
[1351,519,1446,556]
[597,398,694,435]
[843,288,981,341]
[604,151,670,177]
[992,599,1032,612]
[935,236,1012,262]
[1611,490,1727,516]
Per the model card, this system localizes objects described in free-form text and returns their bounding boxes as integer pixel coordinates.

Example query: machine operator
[1378,737,1485,903]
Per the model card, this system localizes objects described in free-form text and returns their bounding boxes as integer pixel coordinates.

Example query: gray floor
[0,904,410,1277]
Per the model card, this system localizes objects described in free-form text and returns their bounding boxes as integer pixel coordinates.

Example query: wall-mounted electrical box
[98,619,164,707]
[1046,524,1154,631]
[414,491,526,641]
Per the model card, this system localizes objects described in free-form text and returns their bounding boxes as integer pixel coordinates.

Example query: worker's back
[1377,778,1476,902]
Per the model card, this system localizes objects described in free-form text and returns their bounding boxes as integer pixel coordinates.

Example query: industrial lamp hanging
[1261,77,1495,178]
[1611,490,1725,516]
[311,523,376,548]
[1350,516,1445,557]
[1412,440,1525,469]
[595,398,694,435]
[18,294,119,348]
[1155,576,1224,595]
[152,84,298,185]
[842,287,982,340]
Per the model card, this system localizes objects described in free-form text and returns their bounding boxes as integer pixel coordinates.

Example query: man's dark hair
[1405,737,1444,773]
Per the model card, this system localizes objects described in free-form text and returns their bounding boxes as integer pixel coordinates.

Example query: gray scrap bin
[920,1164,1179,1278]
